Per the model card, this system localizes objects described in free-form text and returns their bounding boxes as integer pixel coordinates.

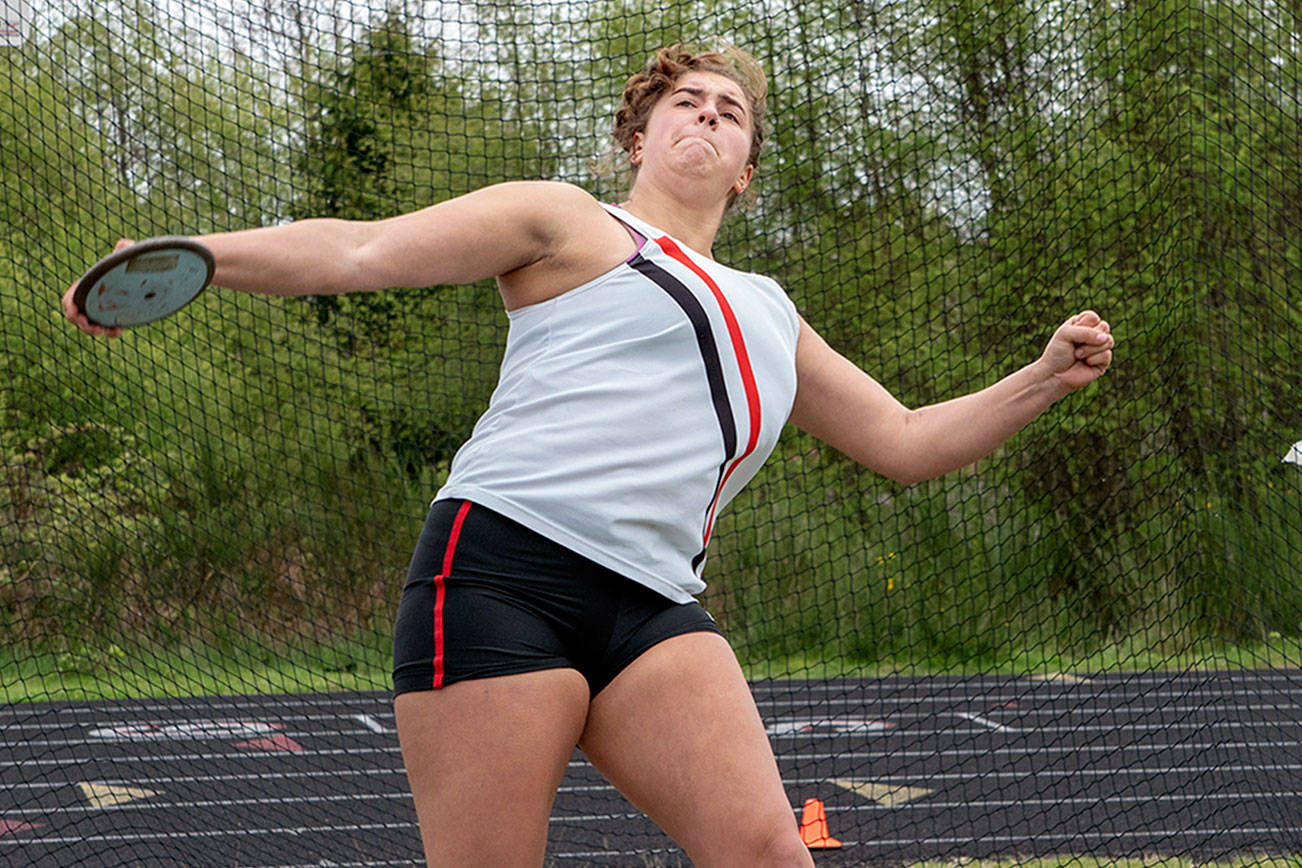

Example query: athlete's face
[631,71,755,201]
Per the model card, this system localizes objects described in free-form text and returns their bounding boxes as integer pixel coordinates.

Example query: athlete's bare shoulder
[495,182,638,310]
[487,179,594,212]
[486,180,611,250]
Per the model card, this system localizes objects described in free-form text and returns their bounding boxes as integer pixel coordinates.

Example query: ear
[733,164,755,195]
[630,131,645,166]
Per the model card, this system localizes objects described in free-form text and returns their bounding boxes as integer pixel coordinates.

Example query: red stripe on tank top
[654,236,762,550]
[432,500,473,689]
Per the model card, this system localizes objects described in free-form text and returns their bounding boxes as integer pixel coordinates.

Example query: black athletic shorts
[392,499,723,697]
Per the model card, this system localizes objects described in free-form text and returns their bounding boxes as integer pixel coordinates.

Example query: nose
[698,108,719,127]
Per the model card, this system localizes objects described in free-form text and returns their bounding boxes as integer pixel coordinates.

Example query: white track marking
[0,821,417,846]
[0,745,400,768]
[5,790,411,816]
[0,697,394,718]
[956,712,1020,732]
[8,716,1296,749]
[1,770,613,798]
[4,675,1300,718]
[6,817,1301,849]
[826,790,1302,810]
[819,827,1302,848]
[777,763,1302,783]
[769,739,1302,762]
[5,737,1301,770]
[11,785,1282,817]
[0,711,396,733]
[3,767,407,789]
[352,713,391,734]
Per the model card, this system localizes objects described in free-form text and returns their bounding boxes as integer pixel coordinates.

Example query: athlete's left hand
[1038,310,1114,392]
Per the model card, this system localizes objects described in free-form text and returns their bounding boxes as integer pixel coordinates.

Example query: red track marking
[0,819,40,837]
[236,733,304,753]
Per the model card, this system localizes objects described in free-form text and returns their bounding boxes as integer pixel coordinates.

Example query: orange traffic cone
[798,797,842,849]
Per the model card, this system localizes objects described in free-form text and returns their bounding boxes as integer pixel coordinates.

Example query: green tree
[291,8,542,349]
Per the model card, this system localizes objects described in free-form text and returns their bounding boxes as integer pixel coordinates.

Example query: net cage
[2,0,1301,864]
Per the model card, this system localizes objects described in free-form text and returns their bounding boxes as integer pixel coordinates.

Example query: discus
[73,237,215,328]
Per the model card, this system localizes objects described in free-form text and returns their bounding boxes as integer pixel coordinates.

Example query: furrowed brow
[717,93,747,115]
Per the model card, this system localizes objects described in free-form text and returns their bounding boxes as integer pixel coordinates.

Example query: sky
[2,1,29,46]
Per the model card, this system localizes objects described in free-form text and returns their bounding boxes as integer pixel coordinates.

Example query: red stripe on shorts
[432,500,473,689]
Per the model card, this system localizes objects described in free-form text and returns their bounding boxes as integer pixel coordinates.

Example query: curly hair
[612,40,769,210]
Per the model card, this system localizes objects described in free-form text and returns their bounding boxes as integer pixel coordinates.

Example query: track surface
[2,670,1301,866]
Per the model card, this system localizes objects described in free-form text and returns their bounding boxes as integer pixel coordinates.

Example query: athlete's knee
[751,822,815,868]
[696,816,813,868]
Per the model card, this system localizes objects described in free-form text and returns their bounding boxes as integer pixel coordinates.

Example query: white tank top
[436,203,801,602]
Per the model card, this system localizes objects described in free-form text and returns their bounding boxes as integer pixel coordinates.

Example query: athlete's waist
[431,485,706,604]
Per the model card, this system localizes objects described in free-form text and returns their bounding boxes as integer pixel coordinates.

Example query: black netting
[2,0,1300,865]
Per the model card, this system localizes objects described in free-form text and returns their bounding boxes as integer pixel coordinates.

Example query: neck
[621,181,727,258]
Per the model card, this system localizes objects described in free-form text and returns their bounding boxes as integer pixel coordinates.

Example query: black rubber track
[2,669,1300,866]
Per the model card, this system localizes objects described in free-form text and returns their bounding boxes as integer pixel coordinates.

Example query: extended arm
[789,311,1114,485]
[198,180,576,296]
[62,180,597,336]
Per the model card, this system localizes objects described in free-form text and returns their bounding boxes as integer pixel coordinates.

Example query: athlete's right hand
[62,239,134,338]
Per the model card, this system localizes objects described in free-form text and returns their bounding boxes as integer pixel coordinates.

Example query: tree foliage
[2,0,1300,663]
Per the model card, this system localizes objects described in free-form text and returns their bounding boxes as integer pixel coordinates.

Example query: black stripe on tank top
[629,253,735,569]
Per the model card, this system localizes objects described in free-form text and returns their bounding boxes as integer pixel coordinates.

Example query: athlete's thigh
[395,668,589,868]
[577,633,812,867]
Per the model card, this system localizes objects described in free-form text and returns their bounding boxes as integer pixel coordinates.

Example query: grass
[5,273,1301,709]
[2,626,1298,704]
[0,627,392,703]
[743,634,1302,681]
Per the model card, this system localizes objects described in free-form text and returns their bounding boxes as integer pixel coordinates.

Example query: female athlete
[65,42,1114,868]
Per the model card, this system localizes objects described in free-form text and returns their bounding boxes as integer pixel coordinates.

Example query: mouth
[677,134,718,153]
